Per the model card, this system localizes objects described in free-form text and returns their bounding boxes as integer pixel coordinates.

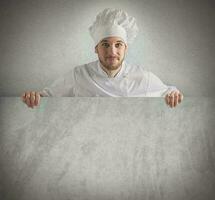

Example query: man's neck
[100,62,123,78]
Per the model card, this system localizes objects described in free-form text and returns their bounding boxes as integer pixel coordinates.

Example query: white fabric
[93,24,128,45]
[40,60,178,97]
[89,8,139,45]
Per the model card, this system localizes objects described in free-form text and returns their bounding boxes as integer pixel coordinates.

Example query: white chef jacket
[40,60,178,97]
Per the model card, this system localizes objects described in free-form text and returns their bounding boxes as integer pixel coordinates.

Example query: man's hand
[165,90,183,108]
[21,91,41,109]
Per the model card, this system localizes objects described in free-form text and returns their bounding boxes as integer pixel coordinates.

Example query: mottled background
[0,97,215,200]
[0,0,214,96]
[0,0,215,200]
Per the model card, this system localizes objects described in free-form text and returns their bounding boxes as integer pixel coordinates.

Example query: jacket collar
[97,60,126,79]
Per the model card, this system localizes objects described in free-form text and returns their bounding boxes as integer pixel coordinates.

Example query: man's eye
[116,43,123,47]
[102,43,109,47]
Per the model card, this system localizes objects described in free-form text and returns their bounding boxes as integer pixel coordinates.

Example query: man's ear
[125,44,128,53]
[95,46,98,54]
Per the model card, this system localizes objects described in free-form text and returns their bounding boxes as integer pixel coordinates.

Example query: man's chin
[106,64,121,70]
[106,61,122,69]
[99,58,123,70]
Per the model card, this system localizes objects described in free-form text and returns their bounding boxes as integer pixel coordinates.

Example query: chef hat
[89,8,139,46]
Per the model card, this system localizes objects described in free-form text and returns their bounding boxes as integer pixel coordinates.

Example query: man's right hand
[21,91,42,109]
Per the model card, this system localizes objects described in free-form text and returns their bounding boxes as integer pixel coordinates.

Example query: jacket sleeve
[39,69,75,97]
[146,71,179,97]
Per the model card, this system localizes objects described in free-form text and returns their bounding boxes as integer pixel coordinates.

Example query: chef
[21,8,183,108]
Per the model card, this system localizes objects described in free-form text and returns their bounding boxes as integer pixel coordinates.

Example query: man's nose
[108,45,117,55]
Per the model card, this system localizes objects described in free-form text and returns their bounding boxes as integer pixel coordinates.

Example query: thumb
[21,93,26,102]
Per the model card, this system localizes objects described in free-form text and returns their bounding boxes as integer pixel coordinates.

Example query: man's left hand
[165,91,183,108]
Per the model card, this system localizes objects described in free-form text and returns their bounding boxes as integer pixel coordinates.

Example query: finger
[178,93,183,103]
[21,92,26,99]
[26,98,31,107]
[174,92,179,107]
[165,94,169,105]
[35,92,40,106]
[169,90,175,96]
[21,92,27,102]
[170,93,175,108]
[30,92,36,107]
[25,92,31,106]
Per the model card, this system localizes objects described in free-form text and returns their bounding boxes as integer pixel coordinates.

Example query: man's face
[95,37,128,71]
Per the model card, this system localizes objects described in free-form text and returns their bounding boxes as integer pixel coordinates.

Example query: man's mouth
[107,57,118,61]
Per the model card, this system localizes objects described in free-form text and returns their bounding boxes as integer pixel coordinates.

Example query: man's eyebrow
[101,40,108,43]
[100,40,124,43]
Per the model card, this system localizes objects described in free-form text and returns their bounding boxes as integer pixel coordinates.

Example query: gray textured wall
[1,0,215,200]
[0,0,214,96]
[0,97,215,200]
